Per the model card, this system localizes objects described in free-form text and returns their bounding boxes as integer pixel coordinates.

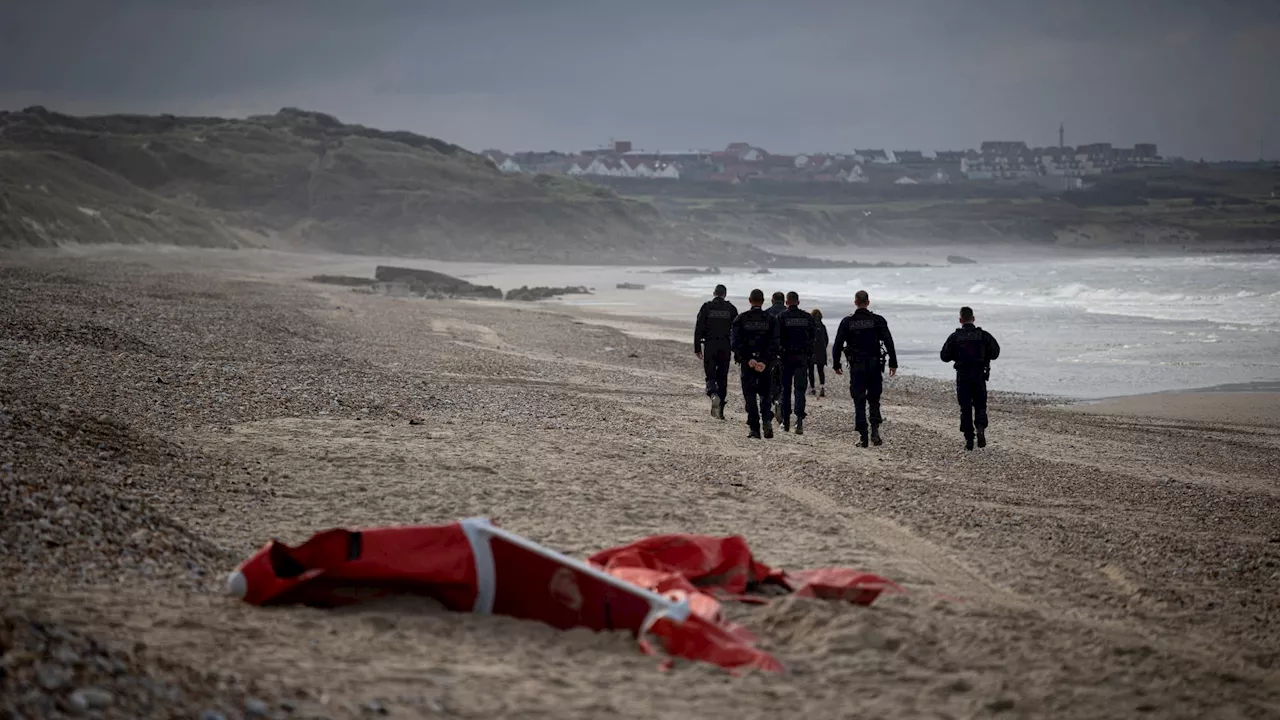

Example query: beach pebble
[69,686,115,712]
[245,697,271,717]
[35,662,70,690]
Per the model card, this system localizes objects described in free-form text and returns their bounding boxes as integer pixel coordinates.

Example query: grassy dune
[0,107,735,263]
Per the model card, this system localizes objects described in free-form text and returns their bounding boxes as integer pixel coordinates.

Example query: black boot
[763,423,774,439]
[748,425,762,439]
[717,399,726,421]
[795,418,804,435]
[976,431,986,448]
[870,426,882,446]
[965,435,975,451]
[781,416,790,433]
[859,431,869,448]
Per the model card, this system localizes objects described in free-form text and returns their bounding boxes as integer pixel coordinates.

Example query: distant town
[482,127,1168,189]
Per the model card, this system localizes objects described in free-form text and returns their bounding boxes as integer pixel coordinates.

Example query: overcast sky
[2,0,1277,159]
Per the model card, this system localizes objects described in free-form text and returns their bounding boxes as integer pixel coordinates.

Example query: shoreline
[1055,388,1280,426]
[490,285,1280,415]
[7,243,1277,407]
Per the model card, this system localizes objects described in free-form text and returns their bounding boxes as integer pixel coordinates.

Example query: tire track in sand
[768,475,1029,610]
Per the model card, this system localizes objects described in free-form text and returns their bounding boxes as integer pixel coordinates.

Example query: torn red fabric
[588,533,900,611]
[230,524,479,610]
[229,521,896,674]
[643,614,783,674]
[785,568,903,604]
[588,534,783,594]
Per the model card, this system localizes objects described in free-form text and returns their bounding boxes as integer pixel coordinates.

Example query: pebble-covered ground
[2,247,1279,719]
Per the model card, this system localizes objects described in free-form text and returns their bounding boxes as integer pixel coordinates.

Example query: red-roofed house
[621,157,648,177]
[565,156,593,176]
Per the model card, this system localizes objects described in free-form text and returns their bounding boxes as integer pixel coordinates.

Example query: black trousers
[808,363,826,387]
[740,365,774,430]
[955,373,989,437]
[779,356,809,420]
[848,364,883,434]
[702,346,731,404]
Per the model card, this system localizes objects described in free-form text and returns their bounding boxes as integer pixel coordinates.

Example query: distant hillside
[7,108,1272,261]
[597,169,1280,251]
[0,106,797,264]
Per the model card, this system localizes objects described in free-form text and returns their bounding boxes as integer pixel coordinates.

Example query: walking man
[777,291,815,434]
[731,289,780,439]
[808,308,829,398]
[940,306,1001,450]
[765,291,787,422]
[832,290,898,448]
[694,284,737,420]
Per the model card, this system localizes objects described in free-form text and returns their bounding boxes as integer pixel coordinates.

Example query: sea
[659,254,1280,399]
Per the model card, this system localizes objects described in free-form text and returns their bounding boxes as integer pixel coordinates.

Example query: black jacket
[941,323,1000,375]
[811,321,830,367]
[730,307,780,367]
[694,297,738,353]
[832,308,897,371]
[778,306,816,361]
[765,301,787,318]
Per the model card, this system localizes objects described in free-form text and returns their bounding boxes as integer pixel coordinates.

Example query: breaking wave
[666,255,1280,328]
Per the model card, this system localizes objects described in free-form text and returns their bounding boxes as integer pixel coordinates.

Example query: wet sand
[1064,391,1280,427]
[3,246,1279,719]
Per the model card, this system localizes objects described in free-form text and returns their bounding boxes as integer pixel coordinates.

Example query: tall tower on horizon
[1059,122,1065,150]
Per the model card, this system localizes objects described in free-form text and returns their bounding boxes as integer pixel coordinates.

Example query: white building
[838,166,868,183]
[653,162,681,179]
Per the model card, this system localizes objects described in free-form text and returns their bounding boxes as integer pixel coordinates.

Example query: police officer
[940,306,1001,451]
[694,284,738,420]
[832,290,898,448]
[765,291,787,421]
[731,289,780,439]
[777,291,815,435]
[808,308,829,398]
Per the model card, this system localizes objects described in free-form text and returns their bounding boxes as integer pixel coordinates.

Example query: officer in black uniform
[777,291,815,435]
[832,290,898,448]
[694,284,738,420]
[764,291,787,422]
[940,306,1001,450]
[730,289,780,439]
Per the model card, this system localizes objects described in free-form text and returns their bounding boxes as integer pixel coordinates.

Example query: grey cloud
[1,0,1277,159]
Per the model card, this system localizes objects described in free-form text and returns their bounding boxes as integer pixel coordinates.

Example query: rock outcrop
[504,286,591,301]
[373,266,503,299]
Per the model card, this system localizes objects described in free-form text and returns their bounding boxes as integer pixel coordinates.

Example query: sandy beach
[3,246,1280,719]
